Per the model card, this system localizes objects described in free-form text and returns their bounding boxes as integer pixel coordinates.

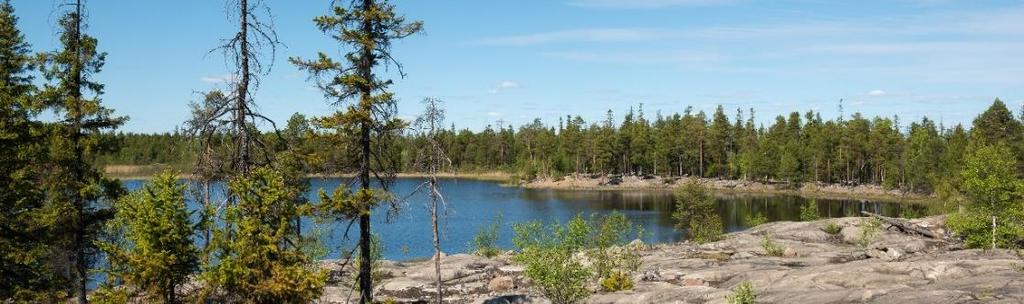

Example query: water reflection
[122,178,927,261]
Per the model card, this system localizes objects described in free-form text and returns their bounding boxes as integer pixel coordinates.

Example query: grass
[761,234,786,257]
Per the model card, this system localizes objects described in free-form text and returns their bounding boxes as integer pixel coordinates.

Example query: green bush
[857,218,882,247]
[511,212,644,302]
[744,213,767,227]
[473,214,503,257]
[761,234,785,257]
[821,222,842,235]
[512,215,592,304]
[947,144,1024,249]
[673,182,724,244]
[599,271,634,292]
[726,281,757,304]
[799,200,820,221]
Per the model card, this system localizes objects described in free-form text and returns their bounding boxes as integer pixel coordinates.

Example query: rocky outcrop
[319,216,1024,303]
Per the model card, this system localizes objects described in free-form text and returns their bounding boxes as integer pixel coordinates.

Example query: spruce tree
[36,1,126,302]
[291,1,422,302]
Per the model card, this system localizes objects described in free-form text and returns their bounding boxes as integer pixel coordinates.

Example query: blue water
[120,177,924,261]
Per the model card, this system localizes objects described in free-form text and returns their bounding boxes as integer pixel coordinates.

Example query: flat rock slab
[319,216,1024,303]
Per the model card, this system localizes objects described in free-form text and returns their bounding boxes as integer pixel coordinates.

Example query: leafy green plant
[761,234,785,257]
[726,281,757,304]
[799,200,820,221]
[473,214,503,258]
[857,218,883,248]
[947,144,1024,249]
[512,215,593,304]
[600,271,634,292]
[673,182,724,244]
[350,234,386,285]
[821,222,843,235]
[589,212,642,279]
[744,213,768,227]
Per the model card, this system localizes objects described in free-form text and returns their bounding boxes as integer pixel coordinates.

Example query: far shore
[105,165,934,204]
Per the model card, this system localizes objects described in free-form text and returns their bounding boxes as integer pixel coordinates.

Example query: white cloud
[544,50,725,66]
[488,80,521,94]
[487,112,502,117]
[471,28,665,46]
[868,90,887,96]
[200,74,235,84]
[569,0,737,9]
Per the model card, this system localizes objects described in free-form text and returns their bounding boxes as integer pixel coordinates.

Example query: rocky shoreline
[317,216,1024,303]
[520,175,935,203]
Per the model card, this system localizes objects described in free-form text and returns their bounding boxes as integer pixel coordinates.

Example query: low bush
[599,271,634,292]
[857,218,882,247]
[744,213,767,227]
[473,214,503,258]
[821,222,842,235]
[761,234,785,257]
[726,281,757,304]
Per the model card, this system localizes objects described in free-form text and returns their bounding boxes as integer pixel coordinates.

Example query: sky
[10,0,1024,133]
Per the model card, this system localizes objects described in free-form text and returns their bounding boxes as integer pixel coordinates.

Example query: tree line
[99,99,1022,195]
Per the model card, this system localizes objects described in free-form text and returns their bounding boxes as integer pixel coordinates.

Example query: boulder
[488,276,515,292]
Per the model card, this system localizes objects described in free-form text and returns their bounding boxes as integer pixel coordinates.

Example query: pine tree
[95,172,199,304]
[291,1,422,302]
[0,1,60,300]
[35,1,127,301]
[202,167,326,303]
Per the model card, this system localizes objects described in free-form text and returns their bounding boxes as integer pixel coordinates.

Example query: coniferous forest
[2,0,1024,303]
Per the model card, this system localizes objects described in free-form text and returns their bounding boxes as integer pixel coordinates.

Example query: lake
[123,177,925,261]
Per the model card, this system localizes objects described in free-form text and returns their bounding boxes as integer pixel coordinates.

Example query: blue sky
[12,0,1024,133]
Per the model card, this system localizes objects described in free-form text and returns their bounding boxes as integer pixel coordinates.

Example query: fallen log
[861,211,938,239]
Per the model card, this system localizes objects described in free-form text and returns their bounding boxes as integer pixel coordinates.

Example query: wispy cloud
[487,111,502,117]
[470,28,665,46]
[569,0,737,9]
[488,80,521,94]
[868,90,887,96]
[200,74,235,84]
[544,50,726,65]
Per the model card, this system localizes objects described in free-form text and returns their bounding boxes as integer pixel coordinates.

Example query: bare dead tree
[411,97,452,304]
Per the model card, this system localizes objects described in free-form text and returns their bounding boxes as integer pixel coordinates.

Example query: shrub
[512,215,592,304]
[947,144,1024,249]
[744,213,767,227]
[350,233,386,285]
[857,218,882,247]
[473,214,503,257]
[673,182,724,244]
[822,222,843,235]
[761,234,785,257]
[600,271,634,292]
[799,200,820,221]
[726,281,757,304]
[511,212,644,302]
[95,172,199,303]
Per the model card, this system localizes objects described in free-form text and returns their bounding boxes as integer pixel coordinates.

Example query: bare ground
[318,216,1024,303]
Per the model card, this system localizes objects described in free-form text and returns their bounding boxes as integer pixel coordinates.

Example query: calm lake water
[122,177,924,261]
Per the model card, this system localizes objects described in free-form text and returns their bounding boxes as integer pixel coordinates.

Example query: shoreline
[105,165,934,204]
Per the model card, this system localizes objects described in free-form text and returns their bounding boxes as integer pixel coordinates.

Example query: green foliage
[799,200,820,221]
[350,234,386,286]
[511,212,644,303]
[473,214,503,258]
[761,234,785,257]
[599,271,634,292]
[95,172,198,303]
[857,218,882,248]
[201,167,326,303]
[672,182,724,243]
[726,281,757,304]
[822,222,843,235]
[947,143,1024,249]
[744,213,767,227]
[512,216,592,304]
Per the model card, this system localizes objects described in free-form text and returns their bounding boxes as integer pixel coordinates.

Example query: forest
[97,99,1021,195]
[2,0,1023,303]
